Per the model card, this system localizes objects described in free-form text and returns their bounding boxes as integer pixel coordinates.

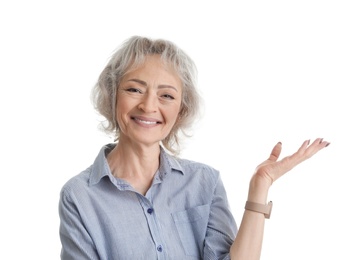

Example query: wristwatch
[245,201,273,219]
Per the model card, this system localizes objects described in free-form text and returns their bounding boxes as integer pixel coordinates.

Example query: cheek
[115,98,131,123]
[167,104,182,124]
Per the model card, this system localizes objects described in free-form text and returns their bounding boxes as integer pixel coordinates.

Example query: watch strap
[245,201,273,219]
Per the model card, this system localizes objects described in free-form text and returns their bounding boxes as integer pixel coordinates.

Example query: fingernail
[325,143,330,147]
[278,141,282,145]
[319,138,324,143]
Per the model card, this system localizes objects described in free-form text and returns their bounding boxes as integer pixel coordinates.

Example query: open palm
[254,138,330,186]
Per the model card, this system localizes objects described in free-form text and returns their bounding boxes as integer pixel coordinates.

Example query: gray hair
[91,36,201,155]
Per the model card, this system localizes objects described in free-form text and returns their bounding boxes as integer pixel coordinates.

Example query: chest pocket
[172,204,211,258]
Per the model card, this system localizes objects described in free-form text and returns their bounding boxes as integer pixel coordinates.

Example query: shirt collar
[159,146,184,178]
[89,143,184,186]
[89,143,115,186]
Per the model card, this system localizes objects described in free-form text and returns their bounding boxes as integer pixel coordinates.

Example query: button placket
[137,195,166,259]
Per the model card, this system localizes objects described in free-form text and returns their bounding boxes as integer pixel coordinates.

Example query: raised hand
[252,138,330,187]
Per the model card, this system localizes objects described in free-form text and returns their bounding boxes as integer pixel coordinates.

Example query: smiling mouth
[132,117,162,125]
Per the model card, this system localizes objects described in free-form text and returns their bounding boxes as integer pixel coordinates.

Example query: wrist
[247,176,271,204]
[245,201,273,219]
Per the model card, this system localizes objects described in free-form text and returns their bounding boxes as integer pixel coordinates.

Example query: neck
[107,140,161,194]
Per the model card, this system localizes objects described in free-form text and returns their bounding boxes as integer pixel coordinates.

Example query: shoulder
[175,156,220,182]
[60,166,92,198]
[178,157,218,172]
[60,143,114,197]
[161,149,221,185]
[165,156,227,203]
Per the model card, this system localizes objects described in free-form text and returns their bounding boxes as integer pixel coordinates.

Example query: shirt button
[157,245,163,252]
[147,208,154,214]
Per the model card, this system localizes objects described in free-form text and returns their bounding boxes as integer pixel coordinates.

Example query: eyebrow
[127,79,179,92]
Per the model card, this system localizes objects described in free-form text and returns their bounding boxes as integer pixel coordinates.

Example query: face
[116,55,182,147]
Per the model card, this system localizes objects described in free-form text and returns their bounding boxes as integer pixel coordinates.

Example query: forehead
[123,55,182,86]
[130,55,175,73]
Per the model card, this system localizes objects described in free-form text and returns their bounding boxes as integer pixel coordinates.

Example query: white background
[1,0,352,259]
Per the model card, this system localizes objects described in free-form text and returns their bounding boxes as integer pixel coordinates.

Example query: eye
[161,93,175,100]
[125,87,142,94]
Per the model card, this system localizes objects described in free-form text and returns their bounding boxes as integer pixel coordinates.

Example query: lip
[131,115,162,127]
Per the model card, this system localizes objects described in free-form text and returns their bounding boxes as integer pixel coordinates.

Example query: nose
[138,92,158,113]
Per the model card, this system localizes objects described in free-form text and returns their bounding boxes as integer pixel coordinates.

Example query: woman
[59,36,330,259]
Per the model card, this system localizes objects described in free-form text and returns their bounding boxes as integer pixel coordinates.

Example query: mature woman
[59,36,330,259]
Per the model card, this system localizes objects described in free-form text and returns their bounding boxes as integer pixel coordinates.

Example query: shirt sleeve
[59,188,100,260]
[203,174,238,260]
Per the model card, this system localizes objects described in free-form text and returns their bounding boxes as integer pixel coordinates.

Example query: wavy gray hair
[91,36,201,155]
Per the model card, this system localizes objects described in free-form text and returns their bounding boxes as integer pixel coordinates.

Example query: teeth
[135,118,158,125]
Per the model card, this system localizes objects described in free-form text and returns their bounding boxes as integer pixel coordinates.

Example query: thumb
[268,142,282,162]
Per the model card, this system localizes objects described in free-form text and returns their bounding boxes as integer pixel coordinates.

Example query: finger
[304,138,330,157]
[268,142,282,162]
[276,139,318,171]
[297,139,311,154]
[261,138,330,184]
[286,138,329,167]
[311,138,330,147]
[318,137,330,147]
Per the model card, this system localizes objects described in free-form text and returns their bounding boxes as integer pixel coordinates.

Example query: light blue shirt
[59,144,238,259]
